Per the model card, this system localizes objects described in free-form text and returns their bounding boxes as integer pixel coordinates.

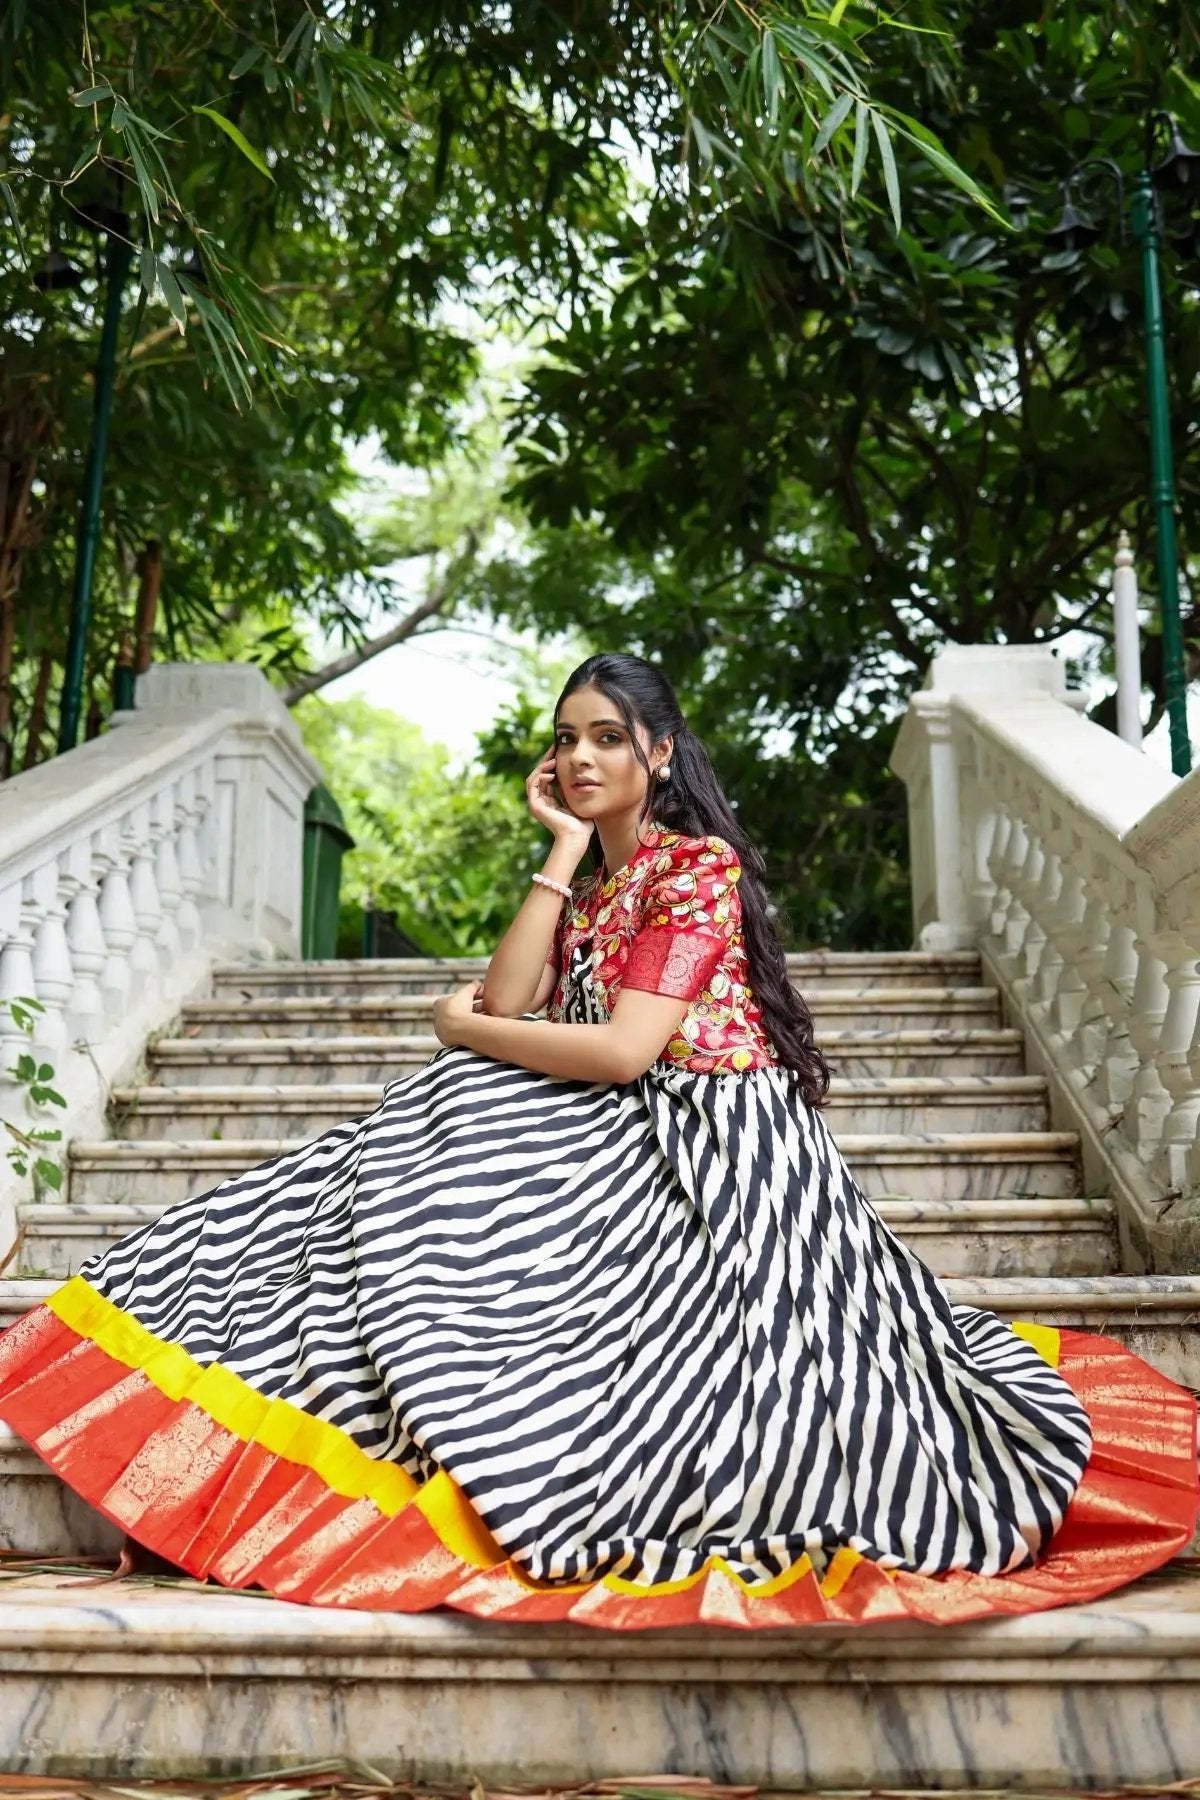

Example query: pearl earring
[657,765,671,781]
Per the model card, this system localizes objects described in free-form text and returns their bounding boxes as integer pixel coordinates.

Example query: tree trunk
[134,538,163,672]
[20,651,53,771]
[0,432,49,777]
[0,583,13,782]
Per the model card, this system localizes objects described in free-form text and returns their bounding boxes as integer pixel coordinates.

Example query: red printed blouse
[544,820,780,1075]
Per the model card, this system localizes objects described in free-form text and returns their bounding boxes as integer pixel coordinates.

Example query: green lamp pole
[1130,170,1191,776]
[55,226,134,754]
[1050,121,1198,776]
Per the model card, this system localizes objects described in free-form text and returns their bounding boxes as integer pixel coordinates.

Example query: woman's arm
[438,984,691,1083]
[481,746,593,1017]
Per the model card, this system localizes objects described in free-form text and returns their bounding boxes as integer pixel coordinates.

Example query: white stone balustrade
[0,664,323,1251]
[892,646,1200,1271]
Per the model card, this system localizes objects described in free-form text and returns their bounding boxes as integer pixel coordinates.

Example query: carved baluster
[1009,823,1047,1001]
[124,805,164,997]
[61,837,106,1045]
[94,825,138,1020]
[968,804,998,940]
[1185,963,1200,1197]
[1046,855,1089,1047]
[998,814,1031,972]
[1093,918,1139,1114]
[174,769,204,951]
[1153,928,1200,1193]
[28,860,73,1059]
[193,760,222,917]
[1028,838,1066,1014]
[152,786,184,977]
[1070,854,1113,1085]
[1125,911,1173,1159]
[0,881,37,1070]
[984,807,1014,954]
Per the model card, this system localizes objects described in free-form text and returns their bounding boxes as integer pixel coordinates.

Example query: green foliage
[2,997,66,1199]
[293,690,556,958]
[3,3,984,388]
[493,0,1200,946]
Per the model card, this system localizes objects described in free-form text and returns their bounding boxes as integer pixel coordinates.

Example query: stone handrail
[0,664,322,1248]
[892,646,1200,1272]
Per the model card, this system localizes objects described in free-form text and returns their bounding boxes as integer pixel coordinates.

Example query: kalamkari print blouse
[544,820,780,1075]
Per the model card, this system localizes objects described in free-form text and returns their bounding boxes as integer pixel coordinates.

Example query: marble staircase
[0,955,1194,1784]
[2,1565,1200,1788]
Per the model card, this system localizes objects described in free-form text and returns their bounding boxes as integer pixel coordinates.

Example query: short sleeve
[623,836,742,1002]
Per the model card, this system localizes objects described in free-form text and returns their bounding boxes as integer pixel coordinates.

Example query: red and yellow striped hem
[0,1276,1192,1630]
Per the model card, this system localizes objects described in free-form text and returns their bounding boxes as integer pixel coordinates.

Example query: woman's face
[553,684,669,823]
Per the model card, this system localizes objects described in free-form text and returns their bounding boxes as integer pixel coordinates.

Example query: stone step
[147,1028,1029,1085]
[17,1195,1116,1282]
[63,1131,1083,1210]
[0,1565,1197,1784]
[0,1424,121,1557]
[109,1073,1053,1140]
[177,985,1004,1038]
[211,948,984,999]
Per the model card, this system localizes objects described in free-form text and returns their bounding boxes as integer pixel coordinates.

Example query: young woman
[0,653,1194,1630]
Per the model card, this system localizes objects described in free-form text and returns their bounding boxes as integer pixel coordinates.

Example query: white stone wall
[0,664,323,1253]
[892,647,1200,1270]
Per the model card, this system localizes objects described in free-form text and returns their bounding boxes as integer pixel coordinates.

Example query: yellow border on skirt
[45,1274,1063,1598]
[47,1275,422,1517]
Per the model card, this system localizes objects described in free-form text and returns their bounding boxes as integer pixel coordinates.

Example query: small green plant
[3,996,66,1198]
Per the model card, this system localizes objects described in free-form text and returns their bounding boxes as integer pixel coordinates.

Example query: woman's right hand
[526,746,594,853]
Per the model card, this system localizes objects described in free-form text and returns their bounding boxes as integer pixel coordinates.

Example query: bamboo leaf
[313,53,333,128]
[192,105,274,181]
[829,0,852,22]
[871,109,902,230]
[813,90,854,157]
[68,131,104,182]
[122,274,150,363]
[229,45,263,80]
[885,111,1008,225]
[156,257,188,331]
[279,13,311,62]
[281,12,316,75]
[0,180,26,266]
[851,97,869,194]
[71,82,113,107]
[689,114,716,170]
[122,121,161,224]
[761,28,782,128]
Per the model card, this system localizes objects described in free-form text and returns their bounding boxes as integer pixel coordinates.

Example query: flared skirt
[0,1041,1194,1629]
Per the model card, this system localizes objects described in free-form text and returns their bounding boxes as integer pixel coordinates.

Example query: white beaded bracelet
[531,871,573,899]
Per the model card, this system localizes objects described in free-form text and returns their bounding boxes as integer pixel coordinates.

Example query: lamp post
[1047,114,1199,777]
[35,200,133,754]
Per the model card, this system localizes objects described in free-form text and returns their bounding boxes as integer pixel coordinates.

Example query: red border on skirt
[0,1303,1195,1630]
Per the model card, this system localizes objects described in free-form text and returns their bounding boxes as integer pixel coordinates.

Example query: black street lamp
[1046,113,1200,777]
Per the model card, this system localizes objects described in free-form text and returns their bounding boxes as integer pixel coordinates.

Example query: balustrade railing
[892,645,1200,1271]
[0,664,323,1246]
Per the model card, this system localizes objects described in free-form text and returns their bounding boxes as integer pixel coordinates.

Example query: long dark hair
[554,652,831,1109]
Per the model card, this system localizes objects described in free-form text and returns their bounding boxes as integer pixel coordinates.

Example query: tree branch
[282,531,479,706]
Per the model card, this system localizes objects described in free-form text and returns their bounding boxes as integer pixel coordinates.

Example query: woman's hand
[432,981,485,1049]
[526,745,594,854]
